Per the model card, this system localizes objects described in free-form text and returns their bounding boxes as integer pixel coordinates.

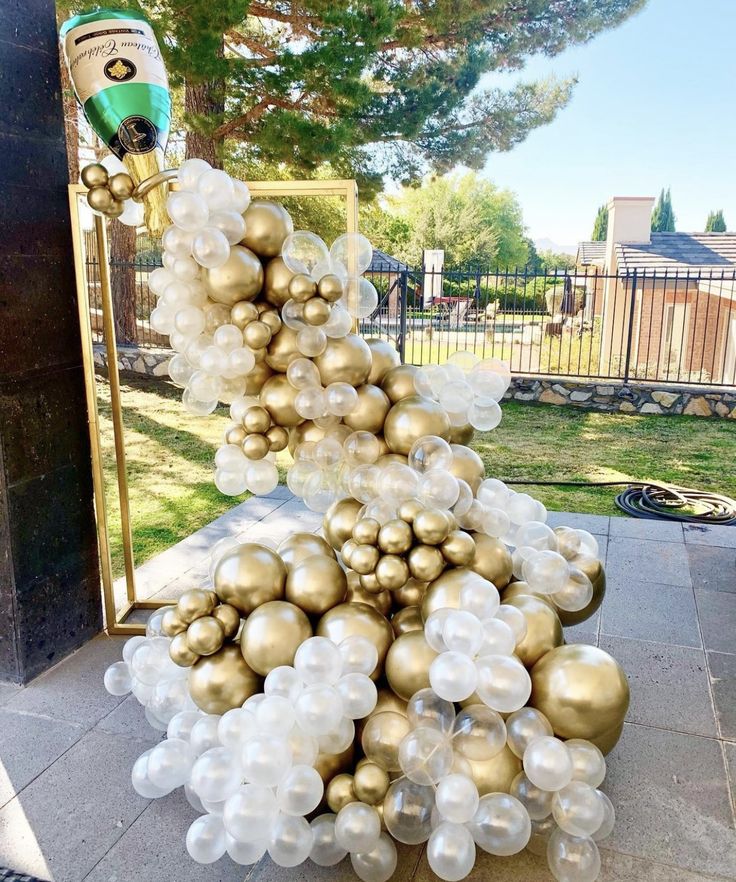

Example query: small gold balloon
[108,172,135,199]
[289,273,318,303]
[303,297,331,326]
[260,373,303,427]
[346,572,392,616]
[240,600,313,675]
[323,497,364,550]
[212,604,241,639]
[353,517,381,546]
[467,745,522,796]
[264,257,296,307]
[391,605,424,636]
[242,201,294,257]
[326,774,357,812]
[441,530,476,566]
[230,300,259,329]
[318,274,345,302]
[413,509,451,546]
[408,545,446,583]
[214,543,286,614]
[449,423,475,445]
[161,607,187,637]
[265,324,301,373]
[365,339,401,386]
[261,308,282,335]
[343,384,391,434]
[81,163,108,188]
[243,405,271,434]
[188,644,261,714]
[87,185,115,213]
[186,616,225,656]
[266,425,289,452]
[397,499,425,524]
[375,554,410,591]
[359,572,383,594]
[449,444,485,493]
[169,632,199,667]
[244,360,273,396]
[505,594,564,667]
[177,588,216,624]
[341,539,358,567]
[317,602,394,679]
[361,711,412,772]
[243,433,270,460]
[353,763,391,805]
[385,630,438,700]
[470,533,513,589]
[378,519,414,555]
[243,320,272,350]
[278,532,336,568]
[392,577,428,608]
[285,554,348,615]
[351,544,381,575]
[381,364,419,403]
[314,334,372,387]
[421,567,479,620]
[383,395,452,455]
[203,245,264,306]
[557,555,606,627]
[225,425,247,446]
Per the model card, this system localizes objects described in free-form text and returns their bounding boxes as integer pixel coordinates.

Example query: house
[577,197,736,384]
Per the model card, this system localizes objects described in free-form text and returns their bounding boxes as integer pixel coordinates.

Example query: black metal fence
[84,236,736,387]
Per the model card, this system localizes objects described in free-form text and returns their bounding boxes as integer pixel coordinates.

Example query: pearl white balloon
[435,774,479,824]
[225,833,267,865]
[546,828,601,882]
[350,832,398,882]
[429,651,478,703]
[294,636,343,685]
[131,749,170,798]
[310,814,348,867]
[190,714,222,755]
[506,707,554,759]
[468,792,531,856]
[337,673,378,719]
[190,748,242,804]
[223,784,278,842]
[217,708,257,751]
[168,190,209,232]
[186,814,227,864]
[104,661,132,696]
[427,822,476,882]
[241,734,292,786]
[277,764,324,816]
[338,636,379,676]
[566,739,606,788]
[294,684,344,736]
[523,737,574,792]
[475,654,531,713]
[335,802,382,854]
[193,227,231,269]
[268,813,314,867]
[552,781,605,837]
[441,610,483,657]
[146,738,195,790]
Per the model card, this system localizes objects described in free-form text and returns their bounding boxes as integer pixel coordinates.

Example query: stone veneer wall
[94,343,171,377]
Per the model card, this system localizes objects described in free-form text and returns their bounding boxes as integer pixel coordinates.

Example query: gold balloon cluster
[161,588,241,667]
[227,403,289,461]
[288,272,344,325]
[81,162,136,219]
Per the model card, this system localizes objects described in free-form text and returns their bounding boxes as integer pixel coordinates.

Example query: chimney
[605,196,655,272]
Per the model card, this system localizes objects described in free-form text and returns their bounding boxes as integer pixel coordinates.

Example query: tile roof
[369,248,410,272]
[576,241,606,266]
[615,233,736,274]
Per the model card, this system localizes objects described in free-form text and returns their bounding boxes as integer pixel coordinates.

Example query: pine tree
[591,204,609,241]
[651,188,676,233]
[705,210,727,232]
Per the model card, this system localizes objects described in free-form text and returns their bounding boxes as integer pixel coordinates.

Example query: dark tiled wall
[0,0,101,682]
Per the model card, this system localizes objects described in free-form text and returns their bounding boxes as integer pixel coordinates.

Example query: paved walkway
[0,500,735,882]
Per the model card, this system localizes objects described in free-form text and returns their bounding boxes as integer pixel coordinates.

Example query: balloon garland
[91,159,629,882]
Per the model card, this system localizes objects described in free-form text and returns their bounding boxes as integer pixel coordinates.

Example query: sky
[476,0,736,250]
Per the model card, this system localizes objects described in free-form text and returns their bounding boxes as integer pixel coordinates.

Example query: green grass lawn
[100,373,736,574]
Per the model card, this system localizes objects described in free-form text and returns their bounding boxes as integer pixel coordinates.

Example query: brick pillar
[0,0,101,682]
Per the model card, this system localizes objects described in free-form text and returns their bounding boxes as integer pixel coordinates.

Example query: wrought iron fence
[84,235,736,387]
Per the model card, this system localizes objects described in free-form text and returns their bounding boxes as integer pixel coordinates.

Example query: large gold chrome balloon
[381,364,419,403]
[317,602,394,679]
[449,423,475,445]
[214,543,286,614]
[260,373,303,427]
[285,554,348,615]
[203,245,263,305]
[278,532,336,568]
[366,338,401,386]
[243,360,273,396]
[323,497,364,550]
[469,533,513,589]
[361,711,412,772]
[467,745,522,796]
[391,605,424,636]
[449,444,485,493]
[188,644,261,714]
[264,256,296,307]
[314,334,373,387]
[242,201,294,257]
[240,600,313,676]
[343,384,391,434]
[346,572,392,616]
[589,722,625,756]
[421,567,478,620]
[265,325,301,373]
[385,630,438,700]
[383,395,451,455]
[504,594,564,667]
[557,554,606,627]
[530,644,629,749]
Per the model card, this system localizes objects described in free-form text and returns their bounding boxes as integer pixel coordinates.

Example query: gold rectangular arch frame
[68,178,360,635]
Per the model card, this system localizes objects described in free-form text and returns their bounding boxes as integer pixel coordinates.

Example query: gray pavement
[0,500,735,882]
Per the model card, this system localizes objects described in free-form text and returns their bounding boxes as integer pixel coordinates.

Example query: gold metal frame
[69,178,360,635]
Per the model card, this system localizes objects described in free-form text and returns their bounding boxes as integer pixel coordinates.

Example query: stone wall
[94,343,171,377]
[504,376,736,418]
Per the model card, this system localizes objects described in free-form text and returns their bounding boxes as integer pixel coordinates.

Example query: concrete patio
[0,497,735,882]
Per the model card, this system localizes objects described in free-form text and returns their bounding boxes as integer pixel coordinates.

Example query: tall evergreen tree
[651,188,676,232]
[705,210,727,232]
[591,204,609,241]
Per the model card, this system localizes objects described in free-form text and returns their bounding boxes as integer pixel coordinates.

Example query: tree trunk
[184,79,224,169]
[109,220,138,344]
[59,43,79,182]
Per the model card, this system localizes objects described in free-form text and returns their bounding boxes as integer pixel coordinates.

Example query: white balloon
[335,802,382,854]
[186,814,227,864]
[268,813,314,867]
[435,774,479,824]
[427,822,476,882]
[277,764,324,816]
[310,814,348,867]
[147,738,195,790]
[190,747,242,804]
[223,784,278,842]
[429,652,478,703]
[350,832,398,882]
[523,736,574,793]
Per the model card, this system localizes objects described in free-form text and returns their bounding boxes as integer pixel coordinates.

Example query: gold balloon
[240,600,313,676]
[260,308,282,336]
[264,257,296,307]
[413,509,451,545]
[243,360,273,396]
[392,578,428,608]
[243,433,270,460]
[341,539,359,568]
[177,588,216,624]
[242,201,294,257]
[530,644,629,745]
[385,630,438,700]
[589,722,625,756]
[212,604,241,639]
[243,405,271,434]
[170,632,199,667]
[266,425,289,452]
[108,172,135,199]
[449,444,485,493]
[288,420,326,456]
[359,572,383,594]
[186,616,225,656]
[318,274,345,302]
[259,373,303,427]
[161,607,187,637]
[285,554,348,615]
[353,762,391,805]
[449,423,475,445]
[81,163,108,188]
[188,644,261,714]
[556,555,606,627]
[421,567,478,620]
[441,530,476,566]
[470,533,513,588]
[346,572,392,616]
[391,605,424,636]
[326,773,357,812]
[304,297,331,326]
[225,425,247,446]
[378,519,413,555]
[361,711,412,772]
[316,743,355,786]
[408,545,446,583]
[365,338,401,386]
[351,544,381,575]
[505,594,564,667]
[397,499,424,524]
[203,245,263,305]
[314,334,372,387]
[323,497,364,550]
[289,273,318,303]
[214,543,286,614]
[265,324,301,373]
[278,532,336,568]
[374,688,408,718]
[467,745,522,796]
[501,581,545,603]
[230,300,259,329]
[383,395,451,455]
[381,364,419,403]
[375,555,410,591]
[243,320,272,350]
[353,517,381,546]
[317,602,394,679]
[343,384,391,434]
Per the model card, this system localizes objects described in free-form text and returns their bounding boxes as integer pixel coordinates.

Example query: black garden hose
[503,479,736,526]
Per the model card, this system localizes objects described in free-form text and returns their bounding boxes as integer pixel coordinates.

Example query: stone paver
[684,523,736,548]
[545,511,610,535]
[686,544,736,593]
[600,580,701,647]
[695,591,736,654]
[707,650,736,740]
[606,536,692,588]
[609,517,684,543]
